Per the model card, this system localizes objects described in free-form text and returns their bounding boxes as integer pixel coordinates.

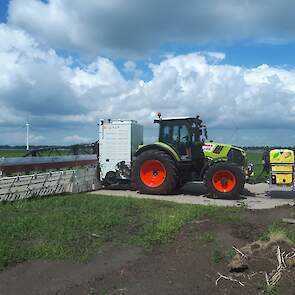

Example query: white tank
[98,119,143,182]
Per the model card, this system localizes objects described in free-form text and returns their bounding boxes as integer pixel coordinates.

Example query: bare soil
[1,206,295,295]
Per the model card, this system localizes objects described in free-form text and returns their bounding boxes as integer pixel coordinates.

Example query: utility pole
[26,122,30,151]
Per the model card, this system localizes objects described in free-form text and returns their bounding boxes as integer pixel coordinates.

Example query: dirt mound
[229,234,294,271]
[226,235,295,292]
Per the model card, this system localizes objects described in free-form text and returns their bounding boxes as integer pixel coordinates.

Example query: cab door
[160,123,192,160]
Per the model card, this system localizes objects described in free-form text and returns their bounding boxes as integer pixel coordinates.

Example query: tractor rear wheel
[204,162,245,199]
[132,150,179,194]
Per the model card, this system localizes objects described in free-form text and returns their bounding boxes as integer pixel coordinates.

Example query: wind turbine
[26,122,30,151]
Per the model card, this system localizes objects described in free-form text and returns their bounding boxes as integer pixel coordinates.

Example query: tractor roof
[154,116,202,124]
[159,116,195,121]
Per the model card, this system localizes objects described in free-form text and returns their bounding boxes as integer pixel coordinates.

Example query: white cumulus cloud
[7,0,295,57]
[1,24,295,145]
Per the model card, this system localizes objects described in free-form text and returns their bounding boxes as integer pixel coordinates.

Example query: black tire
[132,149,179,194]
[175,178,186,191]
[204,162,245,199]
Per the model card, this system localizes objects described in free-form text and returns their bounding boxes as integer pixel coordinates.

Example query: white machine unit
[99,119,143,184]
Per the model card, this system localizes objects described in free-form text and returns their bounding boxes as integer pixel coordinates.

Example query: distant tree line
[242,146,295,150]
[1,145,295,151]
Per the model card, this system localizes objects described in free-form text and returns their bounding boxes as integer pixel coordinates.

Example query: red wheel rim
[140,160,166,188]
[212,170,236,193]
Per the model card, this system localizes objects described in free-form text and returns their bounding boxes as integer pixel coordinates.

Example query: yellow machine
[269,149,294,190]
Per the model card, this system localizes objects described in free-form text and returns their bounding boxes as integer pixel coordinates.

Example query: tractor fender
[134,143,181,162]
[200,158,228,180]
[200,159,242,181]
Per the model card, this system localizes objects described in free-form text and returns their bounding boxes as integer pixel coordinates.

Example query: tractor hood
[203,141,247,166]
[203,142,245,153]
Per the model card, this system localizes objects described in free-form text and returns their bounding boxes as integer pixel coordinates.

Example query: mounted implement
[268,149,295,191]
[132,114,248,198]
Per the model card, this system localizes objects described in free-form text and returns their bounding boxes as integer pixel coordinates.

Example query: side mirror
[200,125,208,140]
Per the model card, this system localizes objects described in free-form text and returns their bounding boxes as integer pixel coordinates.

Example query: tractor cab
[154,115,206,162]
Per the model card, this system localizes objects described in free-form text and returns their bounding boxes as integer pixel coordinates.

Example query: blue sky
[162,41,295,68]
[0,0,8,23]
[1,0,295,146]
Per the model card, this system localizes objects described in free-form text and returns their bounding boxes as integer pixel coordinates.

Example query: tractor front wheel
[204,162,245,199]
[132,150,179,194]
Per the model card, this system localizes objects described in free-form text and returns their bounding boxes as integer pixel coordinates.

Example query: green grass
[246,150,264,164]
[262,284,281,295]
[0,194,243,269]
[260,222,295,243]
[257,279,282,295]
[211,245,224,264]
[209,237,236,264]
[0,149,27,157]
[246,150,265,176]
[197,231,215,243]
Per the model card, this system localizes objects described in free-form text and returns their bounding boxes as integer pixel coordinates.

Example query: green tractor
[132,115,248,198]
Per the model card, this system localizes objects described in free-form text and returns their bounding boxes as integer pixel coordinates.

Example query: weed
[225,248,236,261]
[211,248,223,263]
[238,201,248,209]
[211,241,224,263]
[258,282,281,295]
[260,222,295,243]
[198,231,215,243]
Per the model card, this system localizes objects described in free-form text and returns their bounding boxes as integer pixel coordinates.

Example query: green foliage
[197,232,215,243]
[0,149,27,157]
[225,248,236,260]
[263,284,281,295]
[210,241,237,264]
[246,150,268,177]
[0,194,243,268]
[197,231,239,264]
[211,243,224,264]
[257,280,281,295]
[238,201,248,209]
[246,150,264,164]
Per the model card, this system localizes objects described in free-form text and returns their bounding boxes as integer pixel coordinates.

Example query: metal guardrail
[72,168,101,193]
[0,155,97,166]
[0,155,97,175]
[0,167,101,202]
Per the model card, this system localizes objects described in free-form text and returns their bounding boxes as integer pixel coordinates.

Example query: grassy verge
[0,149,28,157]
[246,150,268,179]
[0,194,242,269]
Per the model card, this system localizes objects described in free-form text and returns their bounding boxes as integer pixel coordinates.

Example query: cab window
[161,124,190,144]
[172,126,179,142]
[179,125,189,143]
[162,126,170,142]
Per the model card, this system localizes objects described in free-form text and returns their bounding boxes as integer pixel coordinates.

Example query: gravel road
[91,182,295,209]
